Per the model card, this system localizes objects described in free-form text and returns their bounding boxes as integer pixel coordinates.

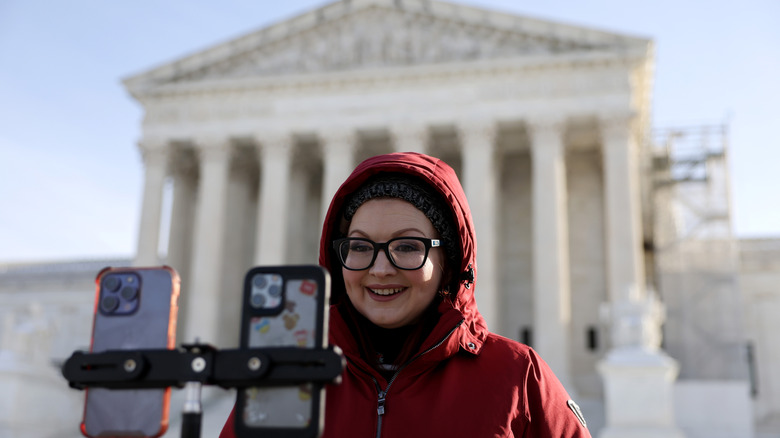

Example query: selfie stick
[62,343,345,438]
[182,381,203,438]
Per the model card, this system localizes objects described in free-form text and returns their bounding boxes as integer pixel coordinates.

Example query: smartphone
[235,265,330,438]
[81,266,180,438]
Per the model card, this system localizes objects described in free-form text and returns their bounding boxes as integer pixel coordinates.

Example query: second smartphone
[234,265,330,438]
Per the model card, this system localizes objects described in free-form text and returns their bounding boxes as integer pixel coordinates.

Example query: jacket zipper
[372,320,464,438]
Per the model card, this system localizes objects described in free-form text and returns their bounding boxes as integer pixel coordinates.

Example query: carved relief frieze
[175,7,600,82]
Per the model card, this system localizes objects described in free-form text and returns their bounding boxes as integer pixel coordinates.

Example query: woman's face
[343,198,445,329]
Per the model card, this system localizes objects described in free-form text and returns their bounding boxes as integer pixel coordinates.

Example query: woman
[221,152,590,437]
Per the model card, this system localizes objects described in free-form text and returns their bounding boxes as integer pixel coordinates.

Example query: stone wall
[740,238,780,435]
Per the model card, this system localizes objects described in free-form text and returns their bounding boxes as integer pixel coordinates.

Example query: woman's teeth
[369,287,404,296]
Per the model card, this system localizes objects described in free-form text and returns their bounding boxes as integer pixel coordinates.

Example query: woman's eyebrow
[346,228,427,238]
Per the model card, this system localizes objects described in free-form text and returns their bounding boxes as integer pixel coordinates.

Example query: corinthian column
[597,113,683,438]
[320,130,356,223]
[166,147,198,309]
[459,121,498,332]
[255,134,293,265]
[134,140,169,266]
[601,114,646,302]
[528,118,574,393]
[184,140,232,345]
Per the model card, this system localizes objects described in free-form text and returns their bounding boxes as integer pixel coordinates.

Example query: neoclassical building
[1,1,777,437]
[127,0,653,392]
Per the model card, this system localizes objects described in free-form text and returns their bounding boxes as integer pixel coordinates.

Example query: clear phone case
[236,265,329,438]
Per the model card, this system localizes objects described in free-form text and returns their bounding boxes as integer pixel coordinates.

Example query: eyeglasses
[333,237,442,271]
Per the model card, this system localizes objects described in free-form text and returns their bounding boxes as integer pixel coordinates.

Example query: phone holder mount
[62,343,345,438]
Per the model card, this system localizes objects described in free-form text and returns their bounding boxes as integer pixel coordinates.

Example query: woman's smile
[367,286,406,297]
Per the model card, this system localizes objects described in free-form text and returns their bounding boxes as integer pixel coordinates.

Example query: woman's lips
[369,287,404,296]
[366,286,407,301]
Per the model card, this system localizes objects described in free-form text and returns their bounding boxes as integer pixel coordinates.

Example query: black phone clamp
[62,343,345,437]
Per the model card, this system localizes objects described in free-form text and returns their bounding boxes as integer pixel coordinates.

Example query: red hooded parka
[220,152,591,437]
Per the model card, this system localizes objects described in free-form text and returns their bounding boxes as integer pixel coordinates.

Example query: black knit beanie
[343,173,459,270]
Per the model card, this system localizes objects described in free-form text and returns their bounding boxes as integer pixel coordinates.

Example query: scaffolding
[649,124,749,381]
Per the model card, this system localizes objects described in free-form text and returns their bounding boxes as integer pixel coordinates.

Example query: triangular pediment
[125,0,649,95]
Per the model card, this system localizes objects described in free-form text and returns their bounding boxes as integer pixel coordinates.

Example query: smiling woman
[220,152,592,437]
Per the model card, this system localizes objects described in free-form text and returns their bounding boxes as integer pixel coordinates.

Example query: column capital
[138,137,168,150]
[169,146,199,179]
[598,111,639,136]
[597,109,638,123]
[525,116,567,135]
[194,137,233,163]
[254,134,294,173]
[318,128,357,153]
[457,119,498,142]
[193,135,231,148]
[137,138,170,166]
[256,132,294,150]
[389,124,428,139]
[390,124,428,153]
[527,117,567,158]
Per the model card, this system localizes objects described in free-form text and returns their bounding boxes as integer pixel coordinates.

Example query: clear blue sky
[1,0,778,263]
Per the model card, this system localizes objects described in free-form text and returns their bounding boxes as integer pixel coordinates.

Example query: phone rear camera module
[120,286,139,301]
[103,276,121,292]
[100,271,141,315]
[249,272,283,311]
[101,295,120,313]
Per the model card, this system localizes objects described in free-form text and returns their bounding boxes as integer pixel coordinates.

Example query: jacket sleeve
[517,349,592,438]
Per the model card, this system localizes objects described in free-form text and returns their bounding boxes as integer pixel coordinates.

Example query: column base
[598,348,685,438]
[600,426,685,438]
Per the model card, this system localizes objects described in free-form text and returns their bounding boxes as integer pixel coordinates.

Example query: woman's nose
[369,249,396,276]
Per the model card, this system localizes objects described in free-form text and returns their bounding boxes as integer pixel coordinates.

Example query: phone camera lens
[103,276,121,292]
[253,275,268,289]
[101,295,119,312]
[268,284,282,297]
[250,293,266,308]
[120,286,138,301]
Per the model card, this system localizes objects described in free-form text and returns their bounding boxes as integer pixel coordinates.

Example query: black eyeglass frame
[332,237,442,271]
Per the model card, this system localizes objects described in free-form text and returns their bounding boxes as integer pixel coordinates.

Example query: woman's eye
[393,242,423,253]
[349,243,373,252]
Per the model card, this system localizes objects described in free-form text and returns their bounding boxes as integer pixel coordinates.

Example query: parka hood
[319,152,488,351]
